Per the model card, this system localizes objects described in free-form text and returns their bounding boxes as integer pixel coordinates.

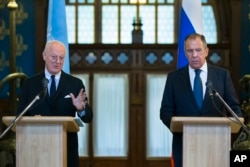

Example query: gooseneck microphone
[0,78,48,139]
[206,80,214,97]
[42,78,49,97]
[206,80,250,136]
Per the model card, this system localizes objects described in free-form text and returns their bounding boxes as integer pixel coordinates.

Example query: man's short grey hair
[43,40,66,54]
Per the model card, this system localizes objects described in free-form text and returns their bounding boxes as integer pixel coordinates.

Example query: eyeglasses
[49,55,65,62]
[185,48,204,55]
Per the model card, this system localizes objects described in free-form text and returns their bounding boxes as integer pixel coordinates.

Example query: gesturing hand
[69,88,88,111]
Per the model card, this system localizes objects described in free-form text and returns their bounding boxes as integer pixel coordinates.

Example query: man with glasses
[160,33,242,167]
[17,40,93,167]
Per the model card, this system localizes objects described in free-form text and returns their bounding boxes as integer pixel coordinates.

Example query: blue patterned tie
[194,69,203,109]
[50,75,56,97]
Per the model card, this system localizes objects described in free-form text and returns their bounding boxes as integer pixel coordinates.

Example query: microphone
[0,78,48,139]
[206,81,250,136]
[42,78,49,97]
[0,92,41,139]
[206,80,214,97]
[0,78,49,139]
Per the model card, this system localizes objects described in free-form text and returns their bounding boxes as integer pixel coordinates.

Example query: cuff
[77,110,86,117]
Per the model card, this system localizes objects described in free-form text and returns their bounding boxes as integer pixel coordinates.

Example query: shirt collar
[44,68,61,80]
[189,61,208,73]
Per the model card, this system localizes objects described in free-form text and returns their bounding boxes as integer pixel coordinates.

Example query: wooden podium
[170,117,244,167]
[2,116,80,167]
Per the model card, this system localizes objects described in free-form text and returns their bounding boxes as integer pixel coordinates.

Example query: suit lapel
[56,71,67,96]
[201,65,216,112]
[180,66,195,98]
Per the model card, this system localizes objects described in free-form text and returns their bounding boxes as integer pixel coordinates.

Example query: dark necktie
[50,75,56,97]
[194,69,203,109]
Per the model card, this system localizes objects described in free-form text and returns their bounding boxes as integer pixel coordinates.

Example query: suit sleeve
[160,74,175,129]
[79,105,93,123]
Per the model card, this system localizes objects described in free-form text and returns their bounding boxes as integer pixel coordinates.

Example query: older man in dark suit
[17,40,93,167]
[160,33,242,167]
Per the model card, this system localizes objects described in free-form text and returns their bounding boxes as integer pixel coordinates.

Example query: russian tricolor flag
[47,0,70,74]
[177,0,203,69]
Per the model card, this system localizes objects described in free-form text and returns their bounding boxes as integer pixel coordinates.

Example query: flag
[177,0,203,69]
[47,0,70,73]
[171,153,175,167]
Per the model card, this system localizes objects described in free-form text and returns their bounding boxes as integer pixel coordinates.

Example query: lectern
[2,116,80,167]
[170,117,244,167]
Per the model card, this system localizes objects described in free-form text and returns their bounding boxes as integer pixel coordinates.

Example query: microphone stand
[0,94,40,139]
[213,91,250,136]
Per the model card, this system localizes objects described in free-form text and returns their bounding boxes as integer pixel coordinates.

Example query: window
[146,74,173,157]
[93,74,129,156]
[66,0,217,44]
[73,74,90,156]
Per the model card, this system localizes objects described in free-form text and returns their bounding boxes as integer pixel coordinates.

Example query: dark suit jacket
[160,65,242,167]
[17,71,93,167]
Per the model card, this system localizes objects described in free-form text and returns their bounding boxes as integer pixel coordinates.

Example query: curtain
[93,74,129,156]
[146,74,172,157]
[73,74,89,156]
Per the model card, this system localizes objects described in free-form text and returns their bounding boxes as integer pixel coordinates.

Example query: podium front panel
[183,124,230,167]
[16,124,67,167]
[2,116,80,167]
